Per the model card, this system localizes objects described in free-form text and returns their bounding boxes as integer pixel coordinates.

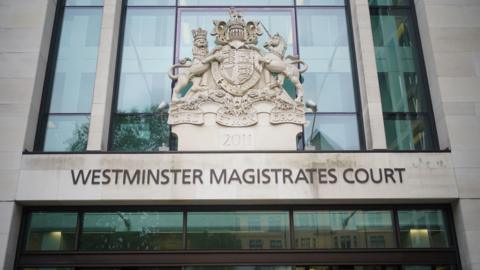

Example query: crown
[227,8,246,41]
[192,28,208,40]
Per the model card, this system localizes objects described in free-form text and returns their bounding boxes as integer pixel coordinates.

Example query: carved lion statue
[168,28,210,101]
[262,33,308,102]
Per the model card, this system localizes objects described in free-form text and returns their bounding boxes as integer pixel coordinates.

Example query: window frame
[369,0,439,151]
[34,0,104,152]
[107,0,366,152]
[15,204,460,268]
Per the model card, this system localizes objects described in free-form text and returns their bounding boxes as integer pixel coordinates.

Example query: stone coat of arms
[167,8,308,127]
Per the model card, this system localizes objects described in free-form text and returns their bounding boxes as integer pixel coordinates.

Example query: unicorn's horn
[259,21,272,38]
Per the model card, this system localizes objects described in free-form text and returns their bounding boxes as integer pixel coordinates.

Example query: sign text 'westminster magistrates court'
[71,167,406,186]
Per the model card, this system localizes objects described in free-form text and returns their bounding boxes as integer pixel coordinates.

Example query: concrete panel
[0,52,40,79]
[0,170,19,201]
[445,115,480,150]
[456,167,480,199]
[16,152,458,202]
[434,52,477,77]
[0,202,21,270]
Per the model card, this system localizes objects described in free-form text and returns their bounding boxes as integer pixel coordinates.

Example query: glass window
[297,7,360,150]
[36,4,102,151]
[80,212,183,250]
[66,0,104,6]
[304,114,360,150]
[187,211,290,249]
[296,0,345,6]
[43,115,90,152]
[23,268,74,270]
[186,267,292,270]
[294,210,395,249]
[128,0,176,6]
[24,212,78,251]
[109,2,362,152]
[384,114,434,150]
[398,209,450,248]
[370,2,437,150]
[403,266,453,270]
[178,0,294,6]
[110,7,175,151]
[369,0,410,6]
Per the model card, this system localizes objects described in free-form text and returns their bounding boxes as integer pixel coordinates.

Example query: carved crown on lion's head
[192,28,208,40]
[211,8,262,45]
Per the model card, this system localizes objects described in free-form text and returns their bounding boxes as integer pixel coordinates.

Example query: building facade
[0,0,479,269]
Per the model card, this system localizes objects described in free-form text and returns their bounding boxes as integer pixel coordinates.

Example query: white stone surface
[0,0,55,268]
[16,152,457,202]
[350,0,387,150]
[416,0,480,268]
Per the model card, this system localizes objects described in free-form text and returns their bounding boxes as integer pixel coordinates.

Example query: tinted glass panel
[39,5,102,152]
[116,8,175,113]
[370,4,436,150]
[294,211,395,248]
[128,0,176,5]
[111,114,170,151]
[43,115,90,152]
[398,209,450,248]
[187,212,290,249]
[25,212,77,251]
[23,268,74,270]
[49,8,102,114]
[296,0,345,5]
[186,267,292,270]
[296,267,399,270]
[178,0,293,6]
[297,8,355,112]
[305,114,360,150]
[80,212,183,250]
[369,0,410,6]
[384,115,434,151]
[403,267,452,270]
[66,0,104,6]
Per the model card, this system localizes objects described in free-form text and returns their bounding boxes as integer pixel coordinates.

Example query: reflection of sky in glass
[49,8,102,114]
[66,0,104,6]
[117,8,175,113]
[296,0,345,5]
[304,114,359,150]
[297,8,355,113]
[177,9,295,60]
[179,0,293,5]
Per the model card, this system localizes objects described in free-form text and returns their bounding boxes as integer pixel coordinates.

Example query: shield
[211,48,262,96]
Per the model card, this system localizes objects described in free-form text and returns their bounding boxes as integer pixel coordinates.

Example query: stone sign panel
[17,152,458,202]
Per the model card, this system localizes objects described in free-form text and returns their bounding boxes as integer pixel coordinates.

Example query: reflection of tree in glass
[112,105,170,151]
[67,122,89,152]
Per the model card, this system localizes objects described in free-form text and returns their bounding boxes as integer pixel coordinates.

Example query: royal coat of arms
[167,8,308,128]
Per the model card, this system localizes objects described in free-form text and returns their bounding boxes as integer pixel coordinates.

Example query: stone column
[414,0,480,269]
[0,0,57,268]
[87,0,122,151]
[349,0,387,150]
